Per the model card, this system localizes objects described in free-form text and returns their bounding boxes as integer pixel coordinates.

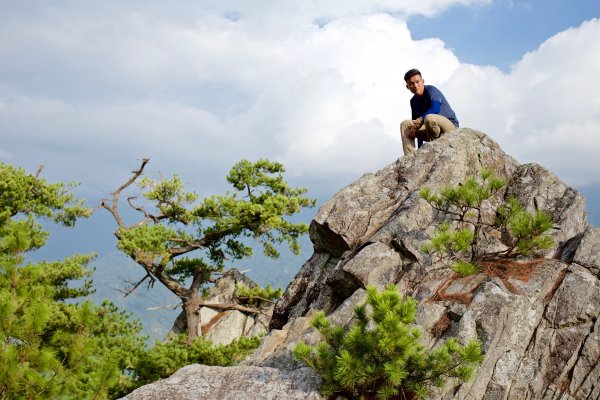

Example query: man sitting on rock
[400,68,459,155]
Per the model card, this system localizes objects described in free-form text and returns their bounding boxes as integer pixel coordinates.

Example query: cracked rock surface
[122,129,600,400]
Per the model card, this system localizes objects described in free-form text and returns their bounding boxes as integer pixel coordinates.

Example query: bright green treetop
[114,159,315,277]
[0,163,146,399]
[0,163,88,259]
[101,158,315,341]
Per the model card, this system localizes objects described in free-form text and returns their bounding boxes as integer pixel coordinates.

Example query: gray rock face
[256,129,599,399]
[169,269,272,345]
[122,364,322,400]
[123,129,600,400]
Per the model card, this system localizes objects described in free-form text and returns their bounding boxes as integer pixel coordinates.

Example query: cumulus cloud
[446,18,600,185]
[0,2,598,203]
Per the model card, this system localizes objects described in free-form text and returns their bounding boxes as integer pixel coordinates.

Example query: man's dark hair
[404,68,422,82]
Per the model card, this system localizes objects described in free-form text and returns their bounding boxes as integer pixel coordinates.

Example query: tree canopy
[100,158,315,342]
[0,163,146,399]
[0,160,316,398]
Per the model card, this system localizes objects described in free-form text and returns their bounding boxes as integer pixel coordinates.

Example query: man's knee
[423,115,436,129]
[425,114,455,133]
[425,115,456,139]
[423,115,440,139]
[400,120,413,137]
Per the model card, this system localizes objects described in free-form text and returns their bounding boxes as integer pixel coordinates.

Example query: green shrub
[294,285,483,400]
[421,168,553,273]
[129,334,262,390]
[236,283,282,307]
[452,260,480,277]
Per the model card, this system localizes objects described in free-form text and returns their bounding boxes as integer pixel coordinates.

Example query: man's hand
[408,117,423,140]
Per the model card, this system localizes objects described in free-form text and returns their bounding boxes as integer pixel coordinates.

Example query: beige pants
[400,114,457,155]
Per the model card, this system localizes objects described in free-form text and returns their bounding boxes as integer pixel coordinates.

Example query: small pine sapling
[294,285,483,400]
[420,168,554,276]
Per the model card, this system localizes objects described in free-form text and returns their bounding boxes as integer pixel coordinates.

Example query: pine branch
[237,295,278,304]
[197,301,264,315]
[99,158,150,228]
[146,303,182,311]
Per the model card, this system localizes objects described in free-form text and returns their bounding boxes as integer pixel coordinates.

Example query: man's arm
[422,100,441,119]
[420,86,444,120]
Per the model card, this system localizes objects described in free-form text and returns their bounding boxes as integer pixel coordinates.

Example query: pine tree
[235,283,282,308]
[420,168,553,276]
[132,334,262,387]
[294,285,483,400]
[100,158,315,343]
[0,163,146,399]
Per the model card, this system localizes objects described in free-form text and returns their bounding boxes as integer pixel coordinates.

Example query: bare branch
[237,295,277,304]
[99,158,150,228]
[198,301,264,315]
[112,273,153,297]
[85,204,102,217]
[127,196,164,224]
[168,228,233,257]
[147,303,182,311]
[35,164,45,178]
[130,250,189,298]
[119,158,150,195]
[168,242,205,256]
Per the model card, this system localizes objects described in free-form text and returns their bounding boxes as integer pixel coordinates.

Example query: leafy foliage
[0,163,146,399]
[130,334,262,390]
[0,163,88,257]
[0,162,307,398]
[102,158,315,341]
[495,196,554,256]
[420,168,554,275]
[294,285,483,400]
[115,159,315,272]
[236,283,282,307]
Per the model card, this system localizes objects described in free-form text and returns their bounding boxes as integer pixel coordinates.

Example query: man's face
[406,74,425,96]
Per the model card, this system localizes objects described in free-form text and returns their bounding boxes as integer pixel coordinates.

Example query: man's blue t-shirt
[411,85,459,127]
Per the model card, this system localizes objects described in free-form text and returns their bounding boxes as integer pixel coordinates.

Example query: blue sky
[1,0,599,259]
[408,0,600,70]
[408,0,600,72]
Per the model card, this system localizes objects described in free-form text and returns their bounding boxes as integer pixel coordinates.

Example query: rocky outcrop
[169,269,272,345]
[123,129,600,400]
[122,364,322,400]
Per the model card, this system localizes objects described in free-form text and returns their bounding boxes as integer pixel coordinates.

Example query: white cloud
[0,3,598,205]
[447,18,600,185]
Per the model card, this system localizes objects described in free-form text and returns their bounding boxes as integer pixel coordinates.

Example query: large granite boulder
[123,364,322,400]
[169,269,273,345]
[122,129,600,400]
